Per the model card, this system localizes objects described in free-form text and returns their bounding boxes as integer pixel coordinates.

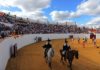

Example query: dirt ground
[6,39,100,70]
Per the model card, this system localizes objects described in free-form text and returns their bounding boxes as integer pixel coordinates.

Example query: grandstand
[0,12,91,38]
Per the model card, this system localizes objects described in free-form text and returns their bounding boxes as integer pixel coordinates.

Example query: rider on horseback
[62,39,71,55]
[60,39,71,61]
[43,39,52,58]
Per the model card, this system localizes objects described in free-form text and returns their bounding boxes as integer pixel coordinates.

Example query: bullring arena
[0,34,100,70]
[0,0,100,70]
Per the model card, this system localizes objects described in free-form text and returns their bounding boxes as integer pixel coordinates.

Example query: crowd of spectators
[96,28,100,33]
[13,23,89,34]
[0,12,94,38]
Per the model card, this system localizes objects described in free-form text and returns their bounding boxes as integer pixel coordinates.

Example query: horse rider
[62,39,71,55]
[44,39,52,58]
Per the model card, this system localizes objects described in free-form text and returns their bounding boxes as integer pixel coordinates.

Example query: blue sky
[43,0,91,24]
[44,0,81,19]
[0,0,100,27]
[50,0,81,11]
[0,6,22,12]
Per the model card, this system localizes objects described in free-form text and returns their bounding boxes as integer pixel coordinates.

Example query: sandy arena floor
[6,39,100,70]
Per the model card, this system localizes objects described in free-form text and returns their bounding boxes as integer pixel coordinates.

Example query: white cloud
[86,17,100,25]
[0,0,15,6]
[0,0,51,12]
[0,0,50,21]
[1,0,100,25]
[14,0,51,12]
[50,0,100,23]
[76,0,100,16]
[29,11,48,21]
[50,11,70,21]
[1,10,48,21]
[85,17,100,28]
[50,10,80,22]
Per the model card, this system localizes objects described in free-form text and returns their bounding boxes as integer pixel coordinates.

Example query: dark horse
[60,49,79,70]
[60,46,70,62]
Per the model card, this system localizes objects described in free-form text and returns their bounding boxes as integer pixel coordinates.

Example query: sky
[0,0,100,28]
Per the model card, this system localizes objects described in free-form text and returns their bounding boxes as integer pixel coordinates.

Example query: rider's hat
[47,38,51,42]
[65,39,68,43]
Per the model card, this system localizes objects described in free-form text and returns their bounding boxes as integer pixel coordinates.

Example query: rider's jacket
[63,43,70,51]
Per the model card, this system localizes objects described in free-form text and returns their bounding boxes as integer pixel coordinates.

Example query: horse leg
[44,50,46,58]
[48,57,52,69]
[60,50,63,62]
[67,60,72,70]
[45,57,47,63]
[49,62,52,69]
[64,57,66,61]
[64,54,66,61]
[69,60,72,70]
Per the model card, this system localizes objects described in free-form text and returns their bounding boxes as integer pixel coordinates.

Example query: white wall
[0,37,15,70]
[0,34,100,70]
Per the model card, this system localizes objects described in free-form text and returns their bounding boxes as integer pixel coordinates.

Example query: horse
[60,45,71,62]
[42,43,54,69]
[60,49,79,70]
[67,49,79,70]
[42,42,52,58]
[45,47,54,69]
[60,49,68,62]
